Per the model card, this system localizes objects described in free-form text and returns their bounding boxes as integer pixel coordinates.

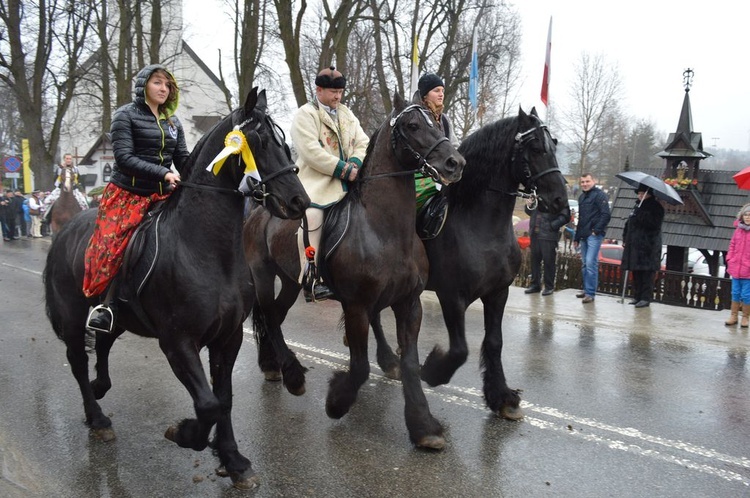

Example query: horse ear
[244,87,259,112]
[393,91,406,112]
[256,89,268,111]
[518,105,528,119]
[410,90,422,105]
[530,107,539,118]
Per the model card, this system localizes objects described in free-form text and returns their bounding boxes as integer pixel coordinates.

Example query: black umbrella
[615,171,684,205]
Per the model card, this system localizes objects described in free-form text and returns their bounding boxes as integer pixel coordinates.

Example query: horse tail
[42,262,63,341]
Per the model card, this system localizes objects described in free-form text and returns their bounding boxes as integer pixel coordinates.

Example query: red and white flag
[540,16,552,107]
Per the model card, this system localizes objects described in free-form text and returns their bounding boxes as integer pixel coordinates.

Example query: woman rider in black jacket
[84,64,190,333]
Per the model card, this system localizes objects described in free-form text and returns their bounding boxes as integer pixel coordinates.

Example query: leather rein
[361,104,447,183]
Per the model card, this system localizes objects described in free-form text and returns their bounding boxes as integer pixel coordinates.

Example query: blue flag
[469,30,479,112]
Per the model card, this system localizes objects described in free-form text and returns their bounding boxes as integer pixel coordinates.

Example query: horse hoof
[263,370,282,382]
[499,405,524,421]
[215,465,228,477]
[416,435,446,451]
[287,384,306,396]
[92,427,116,442]
[231,472,260,490]
[164,425,177,442]
[383,367,401,380]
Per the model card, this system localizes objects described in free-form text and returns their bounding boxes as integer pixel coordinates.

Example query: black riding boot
[86,301,117,334]
[302,261,334,302]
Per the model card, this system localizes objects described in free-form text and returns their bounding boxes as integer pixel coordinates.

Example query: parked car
[660,247,726,276]
[599,243,623,265]
[690,248,727,277]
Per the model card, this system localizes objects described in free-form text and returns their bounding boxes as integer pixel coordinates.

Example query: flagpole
[410,35,419,98]
[540,16,552,122]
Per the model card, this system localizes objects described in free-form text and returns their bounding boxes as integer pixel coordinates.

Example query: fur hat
[418,73,444,98]
[315,66,346,89]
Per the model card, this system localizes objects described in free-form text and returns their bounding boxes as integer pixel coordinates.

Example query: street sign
[4,156,21,172]
[6,172,20,178]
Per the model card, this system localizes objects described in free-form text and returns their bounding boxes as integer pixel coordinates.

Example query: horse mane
[447,115,518,208]
[180,114,233,183]
[346,121,384,201]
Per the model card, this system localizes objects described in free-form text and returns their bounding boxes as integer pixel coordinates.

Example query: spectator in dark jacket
[524,204,572,295]
[621,186,664,308]
[574,173,611,303]
[83,63,190,333]
[0,190,13,241]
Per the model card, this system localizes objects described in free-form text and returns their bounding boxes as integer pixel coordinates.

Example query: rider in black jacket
[84,64,189,333]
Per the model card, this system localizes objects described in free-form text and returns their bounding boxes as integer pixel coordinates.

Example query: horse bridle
[181,111,298,206]
[504,122,561,210]
[362,104,448,183]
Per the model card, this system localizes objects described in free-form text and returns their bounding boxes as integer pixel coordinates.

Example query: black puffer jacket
[110,64,190,196]
[621,196,664,271]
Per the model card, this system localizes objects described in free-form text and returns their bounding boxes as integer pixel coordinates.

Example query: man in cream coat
[291,66,369,302]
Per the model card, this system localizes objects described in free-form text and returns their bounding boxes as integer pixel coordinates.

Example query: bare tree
[234,0,264,99]
[0,80,23,157]
[0,0,94,189]
[561,52,622,178]
[274,0,308,107]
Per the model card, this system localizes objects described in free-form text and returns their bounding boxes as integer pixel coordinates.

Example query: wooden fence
[514,250,731,311]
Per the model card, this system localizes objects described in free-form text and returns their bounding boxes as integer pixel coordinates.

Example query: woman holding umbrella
[621,185,665,308]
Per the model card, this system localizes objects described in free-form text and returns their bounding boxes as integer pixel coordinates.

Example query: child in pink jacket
[725,203,750,327]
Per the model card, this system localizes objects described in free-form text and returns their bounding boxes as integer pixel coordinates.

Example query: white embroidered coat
[291,101,369,207]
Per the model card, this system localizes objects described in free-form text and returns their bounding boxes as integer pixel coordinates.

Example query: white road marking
[243,326,750,486]
[1,262,43,276]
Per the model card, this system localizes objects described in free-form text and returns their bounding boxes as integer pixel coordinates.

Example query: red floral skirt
[82,184,170,297]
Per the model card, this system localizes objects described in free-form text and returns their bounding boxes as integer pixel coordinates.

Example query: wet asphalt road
[1,236,749,497]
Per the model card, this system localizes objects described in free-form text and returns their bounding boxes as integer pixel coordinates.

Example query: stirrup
[304,280,334,303]
[86,304,115,334]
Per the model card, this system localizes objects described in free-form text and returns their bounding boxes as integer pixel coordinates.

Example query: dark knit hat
[418,73,444,98]
[315,66,346,89]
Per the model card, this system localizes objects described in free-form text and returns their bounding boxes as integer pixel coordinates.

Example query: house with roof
[607,69,750,277]
[58,1,230,190]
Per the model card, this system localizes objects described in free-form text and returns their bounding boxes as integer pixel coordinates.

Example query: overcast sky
[514,0,748,151]
[183,0,749,152]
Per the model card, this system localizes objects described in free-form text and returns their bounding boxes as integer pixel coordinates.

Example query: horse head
[513,107,568,214]
[388,92,465,185]
[238,88,309,219]
[190,88,309,220]
[60,167,74,192]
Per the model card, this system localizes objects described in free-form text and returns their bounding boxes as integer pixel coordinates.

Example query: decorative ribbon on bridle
[205,127,261,181]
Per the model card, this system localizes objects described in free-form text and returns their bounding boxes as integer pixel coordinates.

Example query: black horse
[370,107,568,420]
[43,88,310,489]
[244,92,465,449]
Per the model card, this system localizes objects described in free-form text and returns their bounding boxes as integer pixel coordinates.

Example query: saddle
[416,192,449,240]
[119,201,168,299]
[320,202,350,262]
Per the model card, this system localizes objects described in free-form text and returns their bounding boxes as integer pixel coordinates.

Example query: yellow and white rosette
[205,127,260,180]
